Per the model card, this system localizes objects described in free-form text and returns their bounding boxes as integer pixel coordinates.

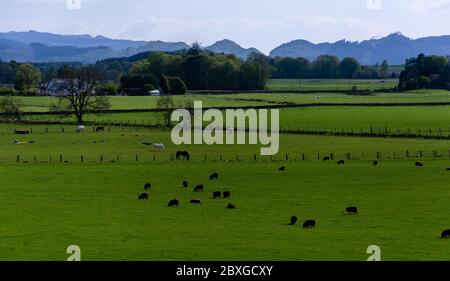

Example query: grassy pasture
[266,79,398,91]
[224,89,450,104]
[4,124,450,163]
[3,87,450,261]
[18,95,271,113]
[26,104,450,137]
[1,160,450,260]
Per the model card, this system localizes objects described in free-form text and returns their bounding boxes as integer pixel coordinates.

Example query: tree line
[120,43,270,92]
[398,54,450,90]
[270,56,393,80]
[0,43,403,94]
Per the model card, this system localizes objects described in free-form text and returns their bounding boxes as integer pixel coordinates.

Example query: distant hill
[0,31,261,63]
[0,40,132,63]
[137,40,190,53]
[270,33,450,65]
[5,31,450,65]
[0,30,147,50]
[205,39,260,59]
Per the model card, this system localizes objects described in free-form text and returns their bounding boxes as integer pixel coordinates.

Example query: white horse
[153,143,165,152]
[76,125,85,133]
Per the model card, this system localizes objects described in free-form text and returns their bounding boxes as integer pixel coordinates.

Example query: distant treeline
[270,56,395,80]
[399,54,450,90]
[119,43,270,91]
[0,44,415,94]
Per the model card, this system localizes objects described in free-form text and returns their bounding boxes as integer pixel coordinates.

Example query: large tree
[50,67,110,124]
[339,57,360,79]
[15,64,42,90]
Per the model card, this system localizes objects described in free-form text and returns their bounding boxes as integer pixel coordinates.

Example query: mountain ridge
[3,31,450,64]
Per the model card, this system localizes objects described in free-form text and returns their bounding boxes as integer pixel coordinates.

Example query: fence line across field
[8,119,450,141]
[5,149,450,164]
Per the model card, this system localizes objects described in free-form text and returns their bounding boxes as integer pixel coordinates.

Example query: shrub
[0,95,23,120]
[143,83,155,92]
[0,87,16,96]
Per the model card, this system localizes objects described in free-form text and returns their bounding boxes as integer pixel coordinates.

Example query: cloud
[410,0,450,13]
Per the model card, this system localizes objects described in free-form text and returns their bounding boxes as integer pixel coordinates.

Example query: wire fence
[2,149,450,164]
[13,116,450,140]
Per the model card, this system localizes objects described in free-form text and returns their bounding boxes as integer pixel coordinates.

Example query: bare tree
[50,67,110,124]
[156,95,175,127]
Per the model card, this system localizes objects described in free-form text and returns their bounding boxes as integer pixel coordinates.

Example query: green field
[0,125,450,261]
[25,104,450,138]
[266,79,399,91]
[224,90,450,104]
[3,86,450,261]
[18,95,271,113]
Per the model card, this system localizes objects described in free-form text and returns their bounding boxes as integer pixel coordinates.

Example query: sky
[2,0,450,53]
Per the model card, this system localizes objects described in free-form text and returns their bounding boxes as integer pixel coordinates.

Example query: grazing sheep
[138,193,149,200]
[168,199,179,207]
[441,229,450,238]
[227,203,236,209]
[212,191,221,199]
[323,157,330,161]
[290,216,298,225]
[76,125,85,133]
[337,160,345,165]
[303,220,316,229]
[210,172,219,180]
[144,183,151,190]
[176,151,190,160]
[223,191,231,198]
[346,207,358,215]
[416,162,424,167]
[190,199,201,204]
[279,166,286,171]
[153,143,165,152]
[182,181,189,188]
[373,161,378,166]
[194,185,204,192]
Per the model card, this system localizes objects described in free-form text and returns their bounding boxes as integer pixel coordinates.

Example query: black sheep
[303,220,316,229]
[194,185,204,192]
[212,191,221,199]
[346,207,358,215]
[138,193,149,200]
[441,229,450,239]
[290,216,298,225]
[168,199,179,207]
